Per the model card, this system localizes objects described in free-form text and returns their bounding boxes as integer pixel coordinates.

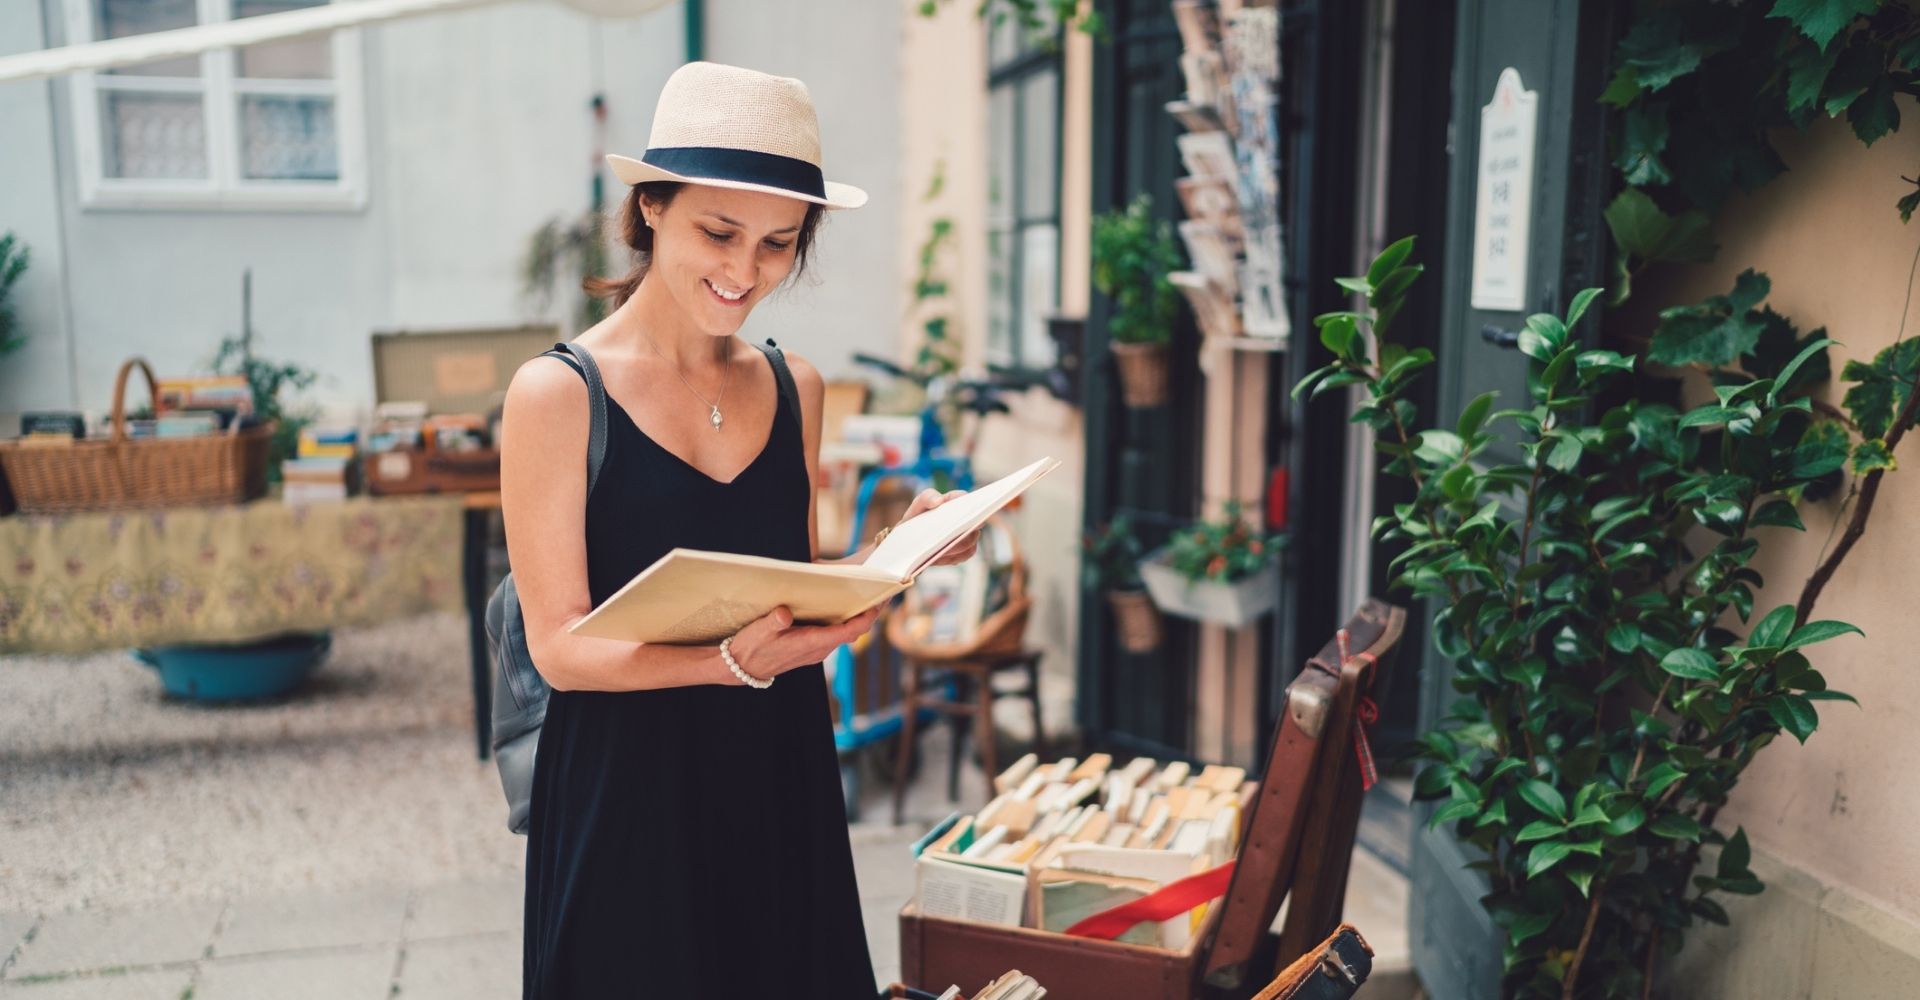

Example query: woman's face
[642,185,810,338]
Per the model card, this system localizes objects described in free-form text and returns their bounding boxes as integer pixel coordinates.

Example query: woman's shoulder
[504,350,589,425]
[774,347,825,401]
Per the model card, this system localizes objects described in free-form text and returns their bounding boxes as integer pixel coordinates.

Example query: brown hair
[585,182,827,308]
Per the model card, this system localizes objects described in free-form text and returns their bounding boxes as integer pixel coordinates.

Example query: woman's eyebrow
[706,213,801,235]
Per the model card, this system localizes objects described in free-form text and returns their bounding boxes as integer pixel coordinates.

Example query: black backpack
[485,339,800,834]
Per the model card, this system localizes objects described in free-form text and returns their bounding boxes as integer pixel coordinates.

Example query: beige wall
[897,4,1089,709]
[1639,105,1920,958]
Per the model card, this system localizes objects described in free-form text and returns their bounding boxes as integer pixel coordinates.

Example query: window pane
[1020,68,1058,220]
[240,95,339,180]
[987,224,1015,363]
[234,0,333,79]
[101,91,208,179]
[97,0,200,77]
[988,84,1016,224]
[1018,223,1059,366]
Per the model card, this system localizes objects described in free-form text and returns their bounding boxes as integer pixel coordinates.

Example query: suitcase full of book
[898,600,1406,1000]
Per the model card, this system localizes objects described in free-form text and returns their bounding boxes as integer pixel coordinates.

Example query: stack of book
[281,424,360,504]
[1167,0,1289,343]
[910,752,1250,950]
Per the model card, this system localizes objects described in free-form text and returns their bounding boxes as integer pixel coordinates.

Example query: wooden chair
[888,517,1045,825]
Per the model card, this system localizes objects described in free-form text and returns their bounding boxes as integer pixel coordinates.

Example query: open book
[569,456,1061,645]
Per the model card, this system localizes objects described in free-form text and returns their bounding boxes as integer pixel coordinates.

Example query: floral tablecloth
[0,495,465,654]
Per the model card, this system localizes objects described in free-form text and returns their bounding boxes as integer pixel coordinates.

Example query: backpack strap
[543,341,609,497]
[752,339,803,429]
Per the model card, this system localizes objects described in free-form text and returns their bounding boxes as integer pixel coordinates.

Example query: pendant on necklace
[710,406,723,431]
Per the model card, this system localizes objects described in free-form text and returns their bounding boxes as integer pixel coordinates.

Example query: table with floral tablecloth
[0,495,465,654]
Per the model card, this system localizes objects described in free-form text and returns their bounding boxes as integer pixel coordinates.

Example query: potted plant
[1301,237,1911,997]
[1082,515,1163,653]
[1139,501,1284,628]
[1091,195,1183,408]
[0,231,28,358]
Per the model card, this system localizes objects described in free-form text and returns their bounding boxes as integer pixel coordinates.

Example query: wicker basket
[1106,588,1165,653]
[1110,341,1170,408]
[0,357,273,514]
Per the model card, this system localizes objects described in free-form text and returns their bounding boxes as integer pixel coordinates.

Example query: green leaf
[1616,102,1673,186]
[1770,337,1837,403]
[1661,648,1722,681]
[1565,287,1605,331]
[1807,689,1860,705]
[1607,622,1643,654]
[1751,500,1806,531]
[1414,765,1454,799]
[1785,38,1842,111]
[1457,391,1497,440]
[1719,827,1752,878]
[1334,275,1372,295]
[1643,763,1687,800]
[1546,436,1584,472]
[1566,865,1598,897]
[1852,438,1897,474]
[1519,780,1568,821]
[1367,236,1416,289]
[1649,271,1770,367]
[1605,188,1718,265]
[1649,814,1703,841]
[1850,78,1901,146]
[1514,820,1566,843]
[1618,14,1705,90]
[1319,315,1359,358]
[1768,0,1878,51]
[1751,604,1797,651]
[1569,803,1611,829]
[1429,799,1481,829]
[1842,339,1920,438]
[1783,619,1865,651]
[1599,66,1641,108]
[1527,841,1574,879]
[1695,897,1731,925]
[1792,420,1853,478]
[1769,693,1820,742]
[1414,430,1467,465]
[1605,804,1648,836]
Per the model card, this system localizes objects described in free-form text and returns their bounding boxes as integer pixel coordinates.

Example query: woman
[500,62,975,998]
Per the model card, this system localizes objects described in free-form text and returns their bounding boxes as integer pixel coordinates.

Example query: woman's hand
[901,488,980,567]
[726,604,882,684]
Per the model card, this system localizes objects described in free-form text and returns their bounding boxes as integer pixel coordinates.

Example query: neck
[617,276,734,371]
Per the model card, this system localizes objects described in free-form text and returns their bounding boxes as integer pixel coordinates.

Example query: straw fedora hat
[606,61,868,210]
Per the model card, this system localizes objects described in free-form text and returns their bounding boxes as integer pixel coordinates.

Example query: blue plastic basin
[132,632,332,702]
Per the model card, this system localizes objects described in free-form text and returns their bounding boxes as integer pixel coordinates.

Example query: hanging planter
[1092,196,1182,410]
[1139,553,1279,629]
[1139,501,1285,629]
[1110,341,1171,408]
[1105,588,1166,653]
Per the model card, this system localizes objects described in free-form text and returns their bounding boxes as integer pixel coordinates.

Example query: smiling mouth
[704,279,749,305]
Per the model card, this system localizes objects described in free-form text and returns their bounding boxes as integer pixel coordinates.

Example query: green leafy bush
[1298,237,1912,998]
[1090,195,1183,346]
[1160,501,1283,584]
[1081,515,1147,592]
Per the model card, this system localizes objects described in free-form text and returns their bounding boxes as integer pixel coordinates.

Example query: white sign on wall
[1470,67,1538,312]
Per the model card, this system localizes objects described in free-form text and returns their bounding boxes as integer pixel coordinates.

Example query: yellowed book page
[1073,811,1112,843]
[994,753,1039,795]
[1068,753,1113,782]
[864,456,1061,578]
[570,549,903,644]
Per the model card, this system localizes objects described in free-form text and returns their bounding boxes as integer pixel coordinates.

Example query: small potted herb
[1139,501,1284,628]
[1082,515,1164,653]
[1091,195,1183,408]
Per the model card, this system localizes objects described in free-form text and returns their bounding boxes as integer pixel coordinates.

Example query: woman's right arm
[499,356,876,692]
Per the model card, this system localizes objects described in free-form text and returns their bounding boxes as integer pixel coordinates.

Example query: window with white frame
[985,10,1063,371]
[66,0,364,209]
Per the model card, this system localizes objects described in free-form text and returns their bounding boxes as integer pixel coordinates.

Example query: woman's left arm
[790,353,977,568]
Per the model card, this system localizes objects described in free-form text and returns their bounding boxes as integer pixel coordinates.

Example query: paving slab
[0,968,193,1000]
[214,888,407,957]
[194,946,394,1000]
[394,934,518,1000]
[407,878,521,942]
[5,903,219,980]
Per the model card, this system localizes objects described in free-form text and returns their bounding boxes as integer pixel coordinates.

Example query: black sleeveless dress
[523,350,875,999]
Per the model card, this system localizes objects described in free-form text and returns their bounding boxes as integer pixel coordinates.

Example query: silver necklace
[644,332,731,431]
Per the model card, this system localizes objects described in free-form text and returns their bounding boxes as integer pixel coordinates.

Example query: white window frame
[64,0,367,212]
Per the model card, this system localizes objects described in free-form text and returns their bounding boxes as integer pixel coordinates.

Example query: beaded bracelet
[719,636,772,689]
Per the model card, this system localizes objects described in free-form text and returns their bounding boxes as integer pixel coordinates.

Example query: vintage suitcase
[365,325,557,496]
[899,600,1405,1000]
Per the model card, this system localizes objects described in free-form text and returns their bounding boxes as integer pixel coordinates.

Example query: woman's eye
[764,240,793,252]
[702,229,731,243]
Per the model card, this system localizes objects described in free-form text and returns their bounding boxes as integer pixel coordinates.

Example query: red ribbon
[1061,861,1238,940]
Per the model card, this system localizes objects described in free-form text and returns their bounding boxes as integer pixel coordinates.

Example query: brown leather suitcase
[898,600,1406,1000]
